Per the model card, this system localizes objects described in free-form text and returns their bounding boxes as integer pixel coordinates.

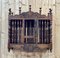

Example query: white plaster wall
[0,0,60,58]
[54,0,60,58]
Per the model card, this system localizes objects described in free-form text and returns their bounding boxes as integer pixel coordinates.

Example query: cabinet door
[9,20,23,44]
[24,20,34,36]
[38,20,52,44]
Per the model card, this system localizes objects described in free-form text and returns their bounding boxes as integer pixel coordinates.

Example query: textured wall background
[0,0,60,58]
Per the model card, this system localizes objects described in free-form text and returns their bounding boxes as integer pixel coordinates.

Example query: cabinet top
[8,5,52,20]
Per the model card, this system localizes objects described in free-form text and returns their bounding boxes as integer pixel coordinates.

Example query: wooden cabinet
[8,5,52,52]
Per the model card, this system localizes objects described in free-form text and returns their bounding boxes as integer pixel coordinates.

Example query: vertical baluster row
[44,21,46,43]
[29,24,30,36]
[10,20,15,43]
[48,20,51,44]
[48,20,51,43]
[50,21,52,43]
[39,20,50,44]
[39,20,42,43]
[26,21,27,36]
[43,20,45,44]
[47,20,50,44]
[12,20,14,43]
[46,21,47,44]
[24,20,26,36]
[42,20,43,43]
[16,20,18,43]
[19,20,22,43]
[38,20,51,44]
[44,20,47,44]
[37,20,39,43]
[46,20,49,44]
[11,20,13,43]
[45,20,48,44]
[13,20,15,43]
[17,20,22,44]
[9,20,51,44]
[19,20,20,43]
[9,20,23,44]
[14,21,16,43]
[9,20,12,43]
[17,20,19,44]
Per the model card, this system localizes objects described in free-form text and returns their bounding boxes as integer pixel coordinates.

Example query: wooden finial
[9,8,12,15]
[49,8,52,14]
[12,12,13,15]
[19,7,21,14]
[48,8,52,19]
[39,7,42,15]
[29,5,31,12]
